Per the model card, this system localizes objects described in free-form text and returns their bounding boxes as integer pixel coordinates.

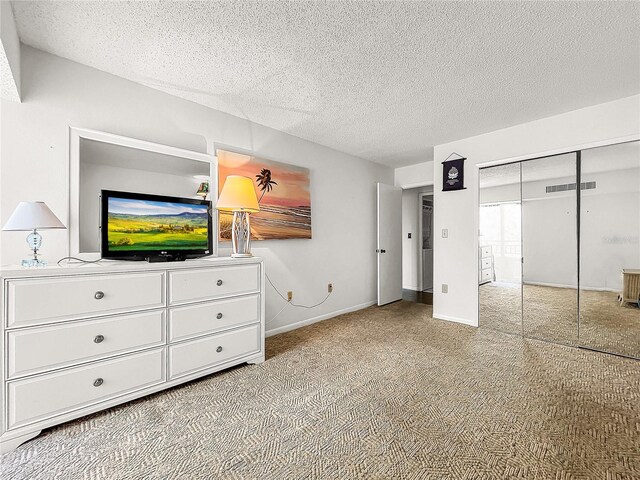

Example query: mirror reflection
[479,162,522,335]
[579,142,640,358]
[521,153,578,345]
[478,140,640,359]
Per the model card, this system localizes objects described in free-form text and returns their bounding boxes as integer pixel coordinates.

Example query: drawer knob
[93,378,104,387]
[216,313,223,319]
[94,291,105,300]
[216,279,223,286]
[216,346,223,353]
[94,334,105,344]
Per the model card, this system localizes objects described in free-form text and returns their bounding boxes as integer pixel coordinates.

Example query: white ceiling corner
[11,1,640,168]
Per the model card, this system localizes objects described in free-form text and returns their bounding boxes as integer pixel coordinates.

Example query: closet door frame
[477,135,640,359]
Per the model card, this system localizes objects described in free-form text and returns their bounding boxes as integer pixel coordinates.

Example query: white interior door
[377,183,402,306]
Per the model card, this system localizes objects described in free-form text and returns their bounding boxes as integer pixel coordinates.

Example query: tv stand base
[146,255,186,263]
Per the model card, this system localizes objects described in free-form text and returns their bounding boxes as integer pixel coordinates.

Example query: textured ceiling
[11,1,640,167]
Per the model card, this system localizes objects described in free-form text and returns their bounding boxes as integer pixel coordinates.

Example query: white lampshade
[216,176,260,213]
[2,202,66,231]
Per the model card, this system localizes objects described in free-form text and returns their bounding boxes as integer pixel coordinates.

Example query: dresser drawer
[7,348,165,430]
[7,310,165,379]
[481,269,492,281]
[6,272,165,327]
[480,246,492,258]
[481,258,492,270]
[169,294,259,342]
[169,324,260,379]
[169,264,260,305]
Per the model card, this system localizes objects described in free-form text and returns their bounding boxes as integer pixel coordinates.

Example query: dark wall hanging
[442,153,466,191]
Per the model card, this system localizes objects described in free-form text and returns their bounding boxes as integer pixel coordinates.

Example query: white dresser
[0,257,265,453]
[479,245,494,285]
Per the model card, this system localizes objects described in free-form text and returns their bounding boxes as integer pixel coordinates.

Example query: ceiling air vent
[545,181,596,194]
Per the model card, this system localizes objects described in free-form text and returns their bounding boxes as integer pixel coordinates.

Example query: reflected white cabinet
[479,246,494,285]
[0,257,265,453]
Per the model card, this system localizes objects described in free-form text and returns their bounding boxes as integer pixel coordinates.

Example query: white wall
[0,46,393,334]
[401,185,433,290]
[395,160,434,188]
[0,1,21,101]
[433,95,640,326]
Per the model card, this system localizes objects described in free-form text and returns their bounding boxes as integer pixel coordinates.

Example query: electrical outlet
[441,284,448,294]
[287,291,293,302]
[328,283,333,293]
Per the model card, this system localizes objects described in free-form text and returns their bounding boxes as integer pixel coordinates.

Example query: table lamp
[2,201,66,267]
[215,176,260,258]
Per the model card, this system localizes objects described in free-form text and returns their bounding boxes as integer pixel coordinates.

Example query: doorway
[401,186,434,305]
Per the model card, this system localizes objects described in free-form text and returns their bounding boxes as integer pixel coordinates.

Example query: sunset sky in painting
[217,149,311,208]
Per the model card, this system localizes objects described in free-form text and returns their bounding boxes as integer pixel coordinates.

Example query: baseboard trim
[265,300,377,337]
[432,313,477,327]
[524,281,618,292]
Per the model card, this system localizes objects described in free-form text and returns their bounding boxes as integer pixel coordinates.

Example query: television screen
[101,190,213,260]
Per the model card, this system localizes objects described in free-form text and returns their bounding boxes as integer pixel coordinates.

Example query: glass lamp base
[21,258,47,268]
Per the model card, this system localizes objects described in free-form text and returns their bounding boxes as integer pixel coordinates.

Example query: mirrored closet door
[579,142,640,358]
[479,163,522,335]
[478,140,640,359]
[521,153,578,345]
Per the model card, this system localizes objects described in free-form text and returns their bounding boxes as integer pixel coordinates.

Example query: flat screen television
[100,190,213,261]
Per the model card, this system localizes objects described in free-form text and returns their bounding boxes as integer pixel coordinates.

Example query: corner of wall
[0,1,21,102]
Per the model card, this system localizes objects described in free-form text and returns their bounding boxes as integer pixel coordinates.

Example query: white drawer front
[481,258,492,269]
[481,269,492,281]
[7,272,165,327]
[8,310,166,379]
[169,264,260,304]
[169,324,260,379]
[169,295,259,342]
[8,348,165,429]
[481,246,491,258]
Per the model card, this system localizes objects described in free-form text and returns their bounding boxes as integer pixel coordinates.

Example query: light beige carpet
[2,301,640,479]
[480,282,640,357]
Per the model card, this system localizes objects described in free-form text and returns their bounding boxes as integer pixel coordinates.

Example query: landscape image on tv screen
[107,197,209,251]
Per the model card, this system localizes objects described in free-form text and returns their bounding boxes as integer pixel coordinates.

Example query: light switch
[408,233,412,239]
[442,229,448,238]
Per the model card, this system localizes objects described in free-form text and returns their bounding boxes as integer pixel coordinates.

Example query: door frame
[399,182,434,294]
[417,192,434,292]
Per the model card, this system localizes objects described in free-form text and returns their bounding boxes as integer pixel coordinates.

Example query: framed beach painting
[217,148,312,240]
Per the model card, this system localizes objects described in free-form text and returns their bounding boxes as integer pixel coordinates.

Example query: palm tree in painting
[256,168,277,203]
